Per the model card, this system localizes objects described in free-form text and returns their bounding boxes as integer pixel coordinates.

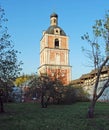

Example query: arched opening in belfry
[55,39,59,48]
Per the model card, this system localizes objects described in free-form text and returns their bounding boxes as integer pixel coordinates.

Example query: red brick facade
[38,13,72,85]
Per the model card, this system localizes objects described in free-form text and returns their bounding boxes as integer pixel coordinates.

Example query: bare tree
[82,10,109,118]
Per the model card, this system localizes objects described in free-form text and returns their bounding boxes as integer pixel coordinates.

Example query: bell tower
[38,13,72,85]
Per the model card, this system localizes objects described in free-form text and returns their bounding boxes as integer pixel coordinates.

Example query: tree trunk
[5,83,9,103]
[0,96,4,113]
[41,93,48,108]
[87,57,109,118]
[41,94,45,108]
[87,100,96,118]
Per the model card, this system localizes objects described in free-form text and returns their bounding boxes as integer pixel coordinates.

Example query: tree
[28,72,65,107]
[0,88,4,112]
[14,74,35,86]
[29,74,51,107]
[0,6,22,110]
[82,10,109,118]
[22,74,39,101]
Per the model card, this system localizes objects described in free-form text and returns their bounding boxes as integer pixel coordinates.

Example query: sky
[0,0,109,80]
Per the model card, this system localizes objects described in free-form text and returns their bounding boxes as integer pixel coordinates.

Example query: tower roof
[50,13,58,18]
[45,13,66,36]
[46,25,66,36]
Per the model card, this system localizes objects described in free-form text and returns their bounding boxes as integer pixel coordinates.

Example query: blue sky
[0,0,109,80]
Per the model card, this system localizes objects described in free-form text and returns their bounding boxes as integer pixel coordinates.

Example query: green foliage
[0,102,109,130]
[14,74,36,86]
[0,6,22,101]
[81,10,109,69]
[73,85,89,102]
[28,74,89,105]
[28,74,65,106]
[63,85,89,104]
[0,6,22,82]
[61,86,76,104]
[81,10,109,118]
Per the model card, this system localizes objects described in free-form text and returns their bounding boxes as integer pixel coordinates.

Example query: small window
[54,19,56,23]
[55,39,59,48]
[54,28,60,35]
[56,30,58,33]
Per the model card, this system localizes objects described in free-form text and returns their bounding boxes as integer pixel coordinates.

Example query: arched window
[55,39,59,48]
[54,19,56,23]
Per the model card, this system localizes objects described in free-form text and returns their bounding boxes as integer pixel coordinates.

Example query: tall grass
[0,102,109,130]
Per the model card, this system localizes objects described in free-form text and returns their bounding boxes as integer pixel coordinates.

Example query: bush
[61,86,77,104]
[60,85,89,104]
[73,85,90,102]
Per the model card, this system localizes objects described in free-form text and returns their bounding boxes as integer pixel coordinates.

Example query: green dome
[45,25,66,36]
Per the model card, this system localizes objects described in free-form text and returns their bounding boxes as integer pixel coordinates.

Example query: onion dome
[50,13,58,18]
[45,13,66,36]
[46,25,66,36]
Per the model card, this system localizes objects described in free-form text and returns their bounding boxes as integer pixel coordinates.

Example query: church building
[38,13,72,85]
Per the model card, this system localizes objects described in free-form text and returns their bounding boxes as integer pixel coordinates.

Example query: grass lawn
[0,102,109,130]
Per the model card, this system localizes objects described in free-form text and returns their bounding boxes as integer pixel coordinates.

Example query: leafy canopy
[0,6,22,84]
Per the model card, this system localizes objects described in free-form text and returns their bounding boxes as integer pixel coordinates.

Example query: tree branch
[97,79,109,100]
[93,56,109,100]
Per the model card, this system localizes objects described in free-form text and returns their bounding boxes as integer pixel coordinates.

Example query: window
[54,28,60,35]
[54,19,56,23]
[55,39,59,48]
[56,30,58,33]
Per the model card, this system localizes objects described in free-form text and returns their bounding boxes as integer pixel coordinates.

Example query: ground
[0,102,109,130]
